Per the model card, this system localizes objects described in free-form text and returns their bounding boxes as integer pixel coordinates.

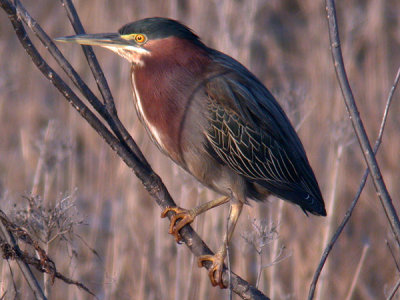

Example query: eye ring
[135,34,147,44]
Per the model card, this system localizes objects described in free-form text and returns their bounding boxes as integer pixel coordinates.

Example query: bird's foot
[198,251,226,288]
[161,206,196,243]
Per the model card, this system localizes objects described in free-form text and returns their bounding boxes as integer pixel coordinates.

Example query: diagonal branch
[59,0,150,167]
[14,0,149,168]
[0,0,269,299]
[387,277,400,300]
[324,0,400,243]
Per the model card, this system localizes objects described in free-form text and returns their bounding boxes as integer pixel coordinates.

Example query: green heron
[56,17,326,288]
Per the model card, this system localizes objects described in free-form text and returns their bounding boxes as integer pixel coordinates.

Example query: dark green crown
[119,17,203,45]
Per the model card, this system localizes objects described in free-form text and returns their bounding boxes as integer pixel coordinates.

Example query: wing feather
[204,52,325,215]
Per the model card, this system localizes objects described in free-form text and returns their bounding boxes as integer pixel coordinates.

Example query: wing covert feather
[203,58,325,215]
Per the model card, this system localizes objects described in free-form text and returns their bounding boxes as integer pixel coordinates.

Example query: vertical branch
[324,0,400,244]
[309,6,400,298]
[269,200,283,299]
[226,208,233,300]
[315,144,343,300]
[345,243,370,300]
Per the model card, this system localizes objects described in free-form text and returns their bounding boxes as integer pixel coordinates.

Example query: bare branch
[6,260,18,298]
[345,243,370,300]
[386,240,400,273]
[14,0,149,169]
[0,210,96,298]
[324,0,400,243]
[387,278,400,300]
[308,1,400,297]
[0,210,47,300]
[59,0,150,167]
[308,65,400,300]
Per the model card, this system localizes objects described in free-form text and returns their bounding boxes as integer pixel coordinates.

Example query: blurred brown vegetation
[0,0,400,299]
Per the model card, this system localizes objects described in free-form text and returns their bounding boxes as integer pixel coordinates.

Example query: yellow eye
[135,34,146,44]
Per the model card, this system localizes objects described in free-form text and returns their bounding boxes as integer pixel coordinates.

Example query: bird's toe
[198,253,226,288]
[161,206,195,243]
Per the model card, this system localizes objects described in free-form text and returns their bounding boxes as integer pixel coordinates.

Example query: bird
[56,17,326,288]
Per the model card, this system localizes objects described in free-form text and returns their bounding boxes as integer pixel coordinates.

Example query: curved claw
[198,253,226,288]
[161,206,195,243]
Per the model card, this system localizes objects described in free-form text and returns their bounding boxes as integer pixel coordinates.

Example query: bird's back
[203,49,326,216]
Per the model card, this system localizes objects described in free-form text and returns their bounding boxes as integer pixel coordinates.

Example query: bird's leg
[198,201,243,288]
[161,196,230,243]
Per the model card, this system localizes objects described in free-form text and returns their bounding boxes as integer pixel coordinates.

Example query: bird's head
[55,17,206,66]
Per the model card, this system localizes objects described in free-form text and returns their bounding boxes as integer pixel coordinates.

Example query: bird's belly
[181,139,248,200]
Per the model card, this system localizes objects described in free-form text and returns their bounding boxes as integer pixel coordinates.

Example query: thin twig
[0,209,96,297]
[13,0,106,120]
[386,240,400,273]
[269,201,283,298]
[387,277,400,300]
[325,0,400,244]
[226,209,233,300]
[308,9,400,298]
[315,144,343,300]
[345,243,370,300]
[59,0,114,108]
[385,238,400,300]
[6,260,18,298]
[0,1,269,298]
[0,291,7,300]
[0,212,46,300]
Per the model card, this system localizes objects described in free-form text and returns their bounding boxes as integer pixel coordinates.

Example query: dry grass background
[0,0,400,299]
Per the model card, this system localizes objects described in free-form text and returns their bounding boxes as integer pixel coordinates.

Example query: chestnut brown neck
[131,37,211,163]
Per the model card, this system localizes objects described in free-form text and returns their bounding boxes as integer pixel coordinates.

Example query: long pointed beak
[54,33,134,49]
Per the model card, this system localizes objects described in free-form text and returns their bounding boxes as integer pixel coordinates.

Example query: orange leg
[161,196,229,243]
[198,201,243,288]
